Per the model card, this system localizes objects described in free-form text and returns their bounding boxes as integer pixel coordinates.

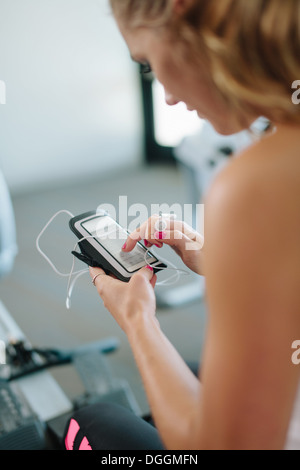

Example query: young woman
[65,0,300,450]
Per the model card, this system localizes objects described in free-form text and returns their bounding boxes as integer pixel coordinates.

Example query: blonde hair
[110,0,300,125]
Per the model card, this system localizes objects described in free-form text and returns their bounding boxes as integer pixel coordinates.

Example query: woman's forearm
[126,312,202,450]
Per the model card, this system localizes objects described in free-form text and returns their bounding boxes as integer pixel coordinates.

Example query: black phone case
[69,211,167,282]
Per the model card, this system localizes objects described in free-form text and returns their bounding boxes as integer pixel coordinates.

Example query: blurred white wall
[0,0,143,194]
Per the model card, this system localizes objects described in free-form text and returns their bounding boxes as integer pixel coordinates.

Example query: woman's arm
[127,313,202,450]
[90,265,202,449]
[125,146,300,450]
[91,132,300,449]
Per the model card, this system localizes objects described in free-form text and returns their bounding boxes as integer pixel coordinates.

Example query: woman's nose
[165,90,180,106]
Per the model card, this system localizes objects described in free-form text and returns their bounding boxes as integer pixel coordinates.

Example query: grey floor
[0,163,207,416]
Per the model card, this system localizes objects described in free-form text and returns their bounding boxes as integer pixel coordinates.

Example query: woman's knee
[64,403,164,450]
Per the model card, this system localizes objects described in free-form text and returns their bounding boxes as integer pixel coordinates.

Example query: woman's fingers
[90,266,106,283]
[89,266,157,292]
[153,229,202,252]
[122,216,164,252]
[122,216,203,253]
[90,267,117,293]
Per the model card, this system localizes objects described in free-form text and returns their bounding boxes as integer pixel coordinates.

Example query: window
[140,73,203,163]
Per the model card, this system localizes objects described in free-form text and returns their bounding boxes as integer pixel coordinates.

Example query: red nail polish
[122,243,126,250]
[146,265,153,271]
[154,231,166,240]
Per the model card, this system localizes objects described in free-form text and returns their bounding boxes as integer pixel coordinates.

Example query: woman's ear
[172,0,194,15]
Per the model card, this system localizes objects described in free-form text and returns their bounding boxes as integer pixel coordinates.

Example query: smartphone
[69,211,167,282]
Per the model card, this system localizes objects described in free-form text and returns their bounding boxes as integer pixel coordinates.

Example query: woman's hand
[89,265,158,333]
[122,215,204,276]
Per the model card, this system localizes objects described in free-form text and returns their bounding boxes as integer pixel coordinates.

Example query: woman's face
[116,17,256,135]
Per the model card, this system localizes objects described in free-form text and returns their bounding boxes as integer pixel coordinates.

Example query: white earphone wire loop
[36,210,91,309]
[36,209,80,277]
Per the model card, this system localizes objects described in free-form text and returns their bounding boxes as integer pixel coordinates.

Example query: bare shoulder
[205,124,300,236]
[204,123,300,324]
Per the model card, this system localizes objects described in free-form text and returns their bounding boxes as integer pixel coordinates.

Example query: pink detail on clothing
[65,418,92,450]
[65,419,80,450]
[79,437,92,450]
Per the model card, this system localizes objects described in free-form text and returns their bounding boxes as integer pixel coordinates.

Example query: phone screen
[81,216,157,272]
